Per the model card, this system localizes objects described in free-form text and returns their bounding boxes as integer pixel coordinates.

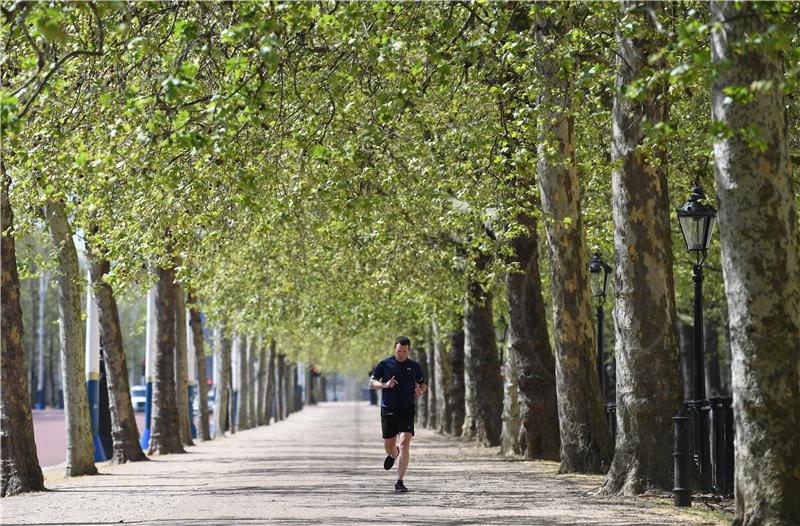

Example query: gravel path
[1,401,727,525]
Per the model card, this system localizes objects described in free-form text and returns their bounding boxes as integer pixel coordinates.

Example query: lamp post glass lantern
[676,183,717,487]
[589,252,611,300]
[677,186,717,258]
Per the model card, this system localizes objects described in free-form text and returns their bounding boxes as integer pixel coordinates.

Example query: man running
[369,335,427,493]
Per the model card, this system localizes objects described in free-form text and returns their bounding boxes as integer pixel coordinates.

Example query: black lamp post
[676,184,717,484]
[589,252,612,398]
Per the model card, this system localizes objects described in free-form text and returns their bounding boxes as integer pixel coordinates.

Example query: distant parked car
[130,385,147,412]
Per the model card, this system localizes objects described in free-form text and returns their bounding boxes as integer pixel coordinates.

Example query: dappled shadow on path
[1,402,716,526]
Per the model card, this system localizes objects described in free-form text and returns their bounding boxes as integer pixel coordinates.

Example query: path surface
[3,402,725,525]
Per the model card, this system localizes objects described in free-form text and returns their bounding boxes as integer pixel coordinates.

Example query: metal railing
[673,395,734,505]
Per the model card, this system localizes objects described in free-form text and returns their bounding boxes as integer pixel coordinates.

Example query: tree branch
[18,2,104,120]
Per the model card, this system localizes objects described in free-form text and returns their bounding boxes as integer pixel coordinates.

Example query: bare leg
[383,437,398,457]
[396,432,412,480]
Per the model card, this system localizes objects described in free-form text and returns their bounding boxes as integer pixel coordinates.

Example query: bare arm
[370,376,398,390]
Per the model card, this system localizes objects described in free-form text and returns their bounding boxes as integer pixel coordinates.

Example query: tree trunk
[291,363,300,413]
[535,12,612,474]
[187,299,210,440]
[46,341,53,408]
[431,319,450,435]
[426,332,437,430]
[415,342,428,428]
[35,272,48,409]
[677,319,694,401]
[704,316,721,397]
[47,338,56,408]
[53,335,63,409]
[264,340,276,425]
[285,360,293,416]
[1,174,45,496]
[28,265,38,406]
[721,323,732,396]
[147,266,184,455]
[506,212,560,460]
[237,335,251,430]
[44,200,97,476]
[212,330,230,438]
[462,255,503,447]
[173,282,193,446]
[501,341,521,456]
[461,311,476,439]
[256,336,267,425]
[247,336,256,424]
[276,354,286,421]
[711,4,800,523]
[447,327,465,436]
[289,362,303,413]
[88,255,147,463]
[602,1,683,494]
[303,367,311,406]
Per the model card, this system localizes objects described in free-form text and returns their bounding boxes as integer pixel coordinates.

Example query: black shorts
[381,406,415,439]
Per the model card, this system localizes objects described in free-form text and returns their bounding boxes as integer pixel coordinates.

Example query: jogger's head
[394,336,411,361]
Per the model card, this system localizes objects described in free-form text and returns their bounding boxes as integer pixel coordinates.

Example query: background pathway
[1,402,728,525]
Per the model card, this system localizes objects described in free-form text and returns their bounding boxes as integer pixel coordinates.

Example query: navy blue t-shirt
[371,356,425,410]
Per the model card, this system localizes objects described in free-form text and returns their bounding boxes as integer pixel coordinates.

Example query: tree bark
[711,3,800,523]
[602,0,683,494]
[256,336,267,425]
[461,306,476,440]
[286,361,295,415]
[35,272,48,409]
[501,340,521,456]
[506,212,560,460]
[46,341,54,407]
[264,340,276,425]
[426,333,437,430]
[431,319,450,435]
[88,255,147,463]
[247,336,256,424]
[415,341,428,428]
[173,282,193,446]
[721,323,732,396]
[44,200,97,476]
[276,354,285,421]
[237,335,251,430]
[462,255,503,447]
[303,367,311,405]
[447,327,465,436]
[148,266,184,455]
[212,330,230,438]
[291,363,299,413]
[1,174,45,496]
[28,264,38,405]
[187,298,210,440]
[677,319,694,401]
[704,316,721,397]
[535,10,612,473]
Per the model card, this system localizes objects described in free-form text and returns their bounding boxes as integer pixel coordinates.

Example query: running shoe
[383,452,397,470]
[395,480,408,493]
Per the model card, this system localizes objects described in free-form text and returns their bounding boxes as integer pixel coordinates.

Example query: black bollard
[673,410,693,507]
